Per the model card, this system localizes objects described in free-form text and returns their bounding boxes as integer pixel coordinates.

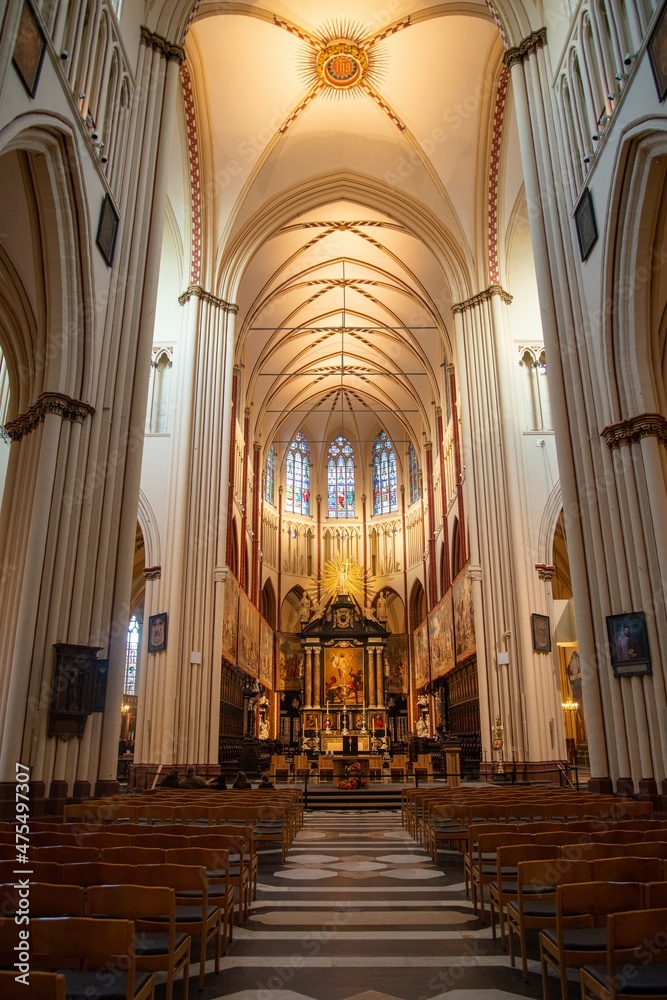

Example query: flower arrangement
[338,760,368,790]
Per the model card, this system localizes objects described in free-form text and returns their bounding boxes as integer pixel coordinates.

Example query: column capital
[5,392,95,442]
[451,284,513,313]
[143,566,162,580]
[601,413,667,449]
[140,26,186,63]
[503,28,547,69]
[178,284,238,312]
[535,563,555,581]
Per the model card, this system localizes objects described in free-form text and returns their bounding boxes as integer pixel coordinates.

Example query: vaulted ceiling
[185,1,513,471]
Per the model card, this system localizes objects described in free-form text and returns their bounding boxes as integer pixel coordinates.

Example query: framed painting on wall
[147,613,168,653]
[607,611,651,677]
[13,1,46,98]
[323,645,364,705]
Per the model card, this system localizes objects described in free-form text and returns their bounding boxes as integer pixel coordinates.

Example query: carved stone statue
[259,719,270,739]
[416,715,429,737]
[299,591,311,623]
[376,590,388,621]
[336,561,349,595]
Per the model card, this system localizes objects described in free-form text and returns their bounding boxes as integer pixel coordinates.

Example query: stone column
[304,647,313,709]
[505,32,612,787]
[375,647,385,709]
[367,648,376,710]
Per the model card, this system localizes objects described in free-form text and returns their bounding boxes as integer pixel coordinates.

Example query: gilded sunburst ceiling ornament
[273,14,411,129]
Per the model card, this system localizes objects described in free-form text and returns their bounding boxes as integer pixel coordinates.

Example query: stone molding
[503,28,547,69]
[601,413,667,449]
[452,284,512,314]
[5,392,95,442]
[535,563,555,581]
[143,566,162,580]
[140,26,185,63]
[178,284,238,313]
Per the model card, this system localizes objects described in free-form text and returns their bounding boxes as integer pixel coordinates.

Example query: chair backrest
[516,857,590,895]
[591,855,664,882]
[132,833,189,848]
[623,841,667,859]
[59,861,135,887]
[164,846,230,874]
[605,907,667,972]
[556,879,644,922]
[0,860,60,883]
[33,846,99,864]
[101,846,165,864]
[77,831,133,848]
[88,882,176,921]
[558,842,621,861]
[30,915,135,971]
[29,831,78,847]
[27,882,86,917]
[0,970,66,1000]
[495,843,559,878]
[645,882,667,908]
[531,830,587,846]
[134,862,208,894]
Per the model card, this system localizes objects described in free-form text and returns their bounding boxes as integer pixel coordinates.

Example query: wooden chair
[462,823,518,897]
[136,803,176,825]
[164,846,235,950]
[369,755,383,780]
[580,907,667,1000]
[506,857,590,980]
[622,840,667,859]
[134,863,223,990]
[471,830,534,921]
[269,754,290,782]
[488,843,559,947]
[539,880,644,1000]
[0,970,66,999]
[250,800,292,864]
[88,884,191,1000]
[557,842,622,862]
[30,916,154,1000]
[172,804,214,826]
[413,753,433,782]
[318,757,334,781]
[195,824,259,900]
[293,755,311,779]
[390,754,408,782]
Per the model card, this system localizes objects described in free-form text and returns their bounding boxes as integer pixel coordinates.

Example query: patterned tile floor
[163,810,563,1000]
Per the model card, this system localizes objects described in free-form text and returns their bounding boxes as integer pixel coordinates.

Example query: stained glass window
[264,443,275,505]
[372,430,398,514]
[408,442,421,505]
[328,435,355,517]
[124,615,140,695]
[286,432,310,515]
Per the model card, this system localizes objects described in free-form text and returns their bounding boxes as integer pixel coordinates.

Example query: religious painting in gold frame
[323,645,364,706]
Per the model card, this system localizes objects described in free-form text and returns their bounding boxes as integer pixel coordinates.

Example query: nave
[203,810,542,1000]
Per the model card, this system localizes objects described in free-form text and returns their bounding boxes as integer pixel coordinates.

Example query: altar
[332,756,371,787]
[321,732,371,754]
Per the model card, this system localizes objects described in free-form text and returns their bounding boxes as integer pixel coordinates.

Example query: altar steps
[304,783,403,810]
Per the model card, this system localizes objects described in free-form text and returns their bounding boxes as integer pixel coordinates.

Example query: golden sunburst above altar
[317,557,370,606]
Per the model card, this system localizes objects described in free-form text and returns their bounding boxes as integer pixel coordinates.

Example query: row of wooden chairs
[0,916,155,1000]
[420,796,656,860]
[0,834,247,941]
[402,786,652,837]
[541,883,667,1000]
[1,883,189,1000]
[1,861,231,991]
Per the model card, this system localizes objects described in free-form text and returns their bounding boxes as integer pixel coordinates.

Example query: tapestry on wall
[221,572,239,666]
[453,570,476,661]
[259,618,273,689]
[276,634,303,691]
[238,590,259,677]
[429,592,455,679]
[413,620,430,689]
[386,634,408,694]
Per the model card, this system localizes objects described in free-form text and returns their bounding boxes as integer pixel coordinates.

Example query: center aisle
[198,810,547,1000]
